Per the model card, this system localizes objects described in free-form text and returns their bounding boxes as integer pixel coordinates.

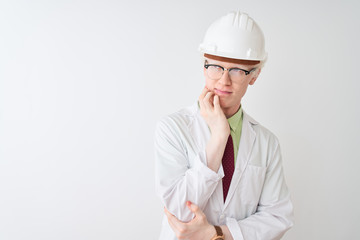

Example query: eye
[208,65,223,72]
[210,65,222,69]
[230,68,245,75]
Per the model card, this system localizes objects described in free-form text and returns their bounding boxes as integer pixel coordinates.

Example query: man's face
[203,57,261,116]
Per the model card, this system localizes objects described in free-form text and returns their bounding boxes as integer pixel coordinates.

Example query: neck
[223,103,241,119]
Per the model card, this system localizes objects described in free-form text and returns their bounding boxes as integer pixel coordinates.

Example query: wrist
[210,225,225,240]
[205,224,216,239]
[209,133,229,145]
[210,123,230,138]
[206,134,229,172]
[219,225,233,240]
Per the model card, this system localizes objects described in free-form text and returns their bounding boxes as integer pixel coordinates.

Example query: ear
[249,68,261,85]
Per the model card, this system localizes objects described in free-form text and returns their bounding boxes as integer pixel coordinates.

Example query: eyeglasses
[204,61,257,81]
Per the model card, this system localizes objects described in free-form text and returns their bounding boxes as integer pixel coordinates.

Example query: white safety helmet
[199,11,267,62]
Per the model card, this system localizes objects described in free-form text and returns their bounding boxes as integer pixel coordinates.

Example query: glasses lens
[228,69,246,81]
[206,65,223,80]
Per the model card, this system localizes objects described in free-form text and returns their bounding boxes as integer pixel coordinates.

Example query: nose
[218,70,231,86]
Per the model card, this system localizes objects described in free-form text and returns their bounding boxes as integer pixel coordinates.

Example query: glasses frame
[204,61,257,80]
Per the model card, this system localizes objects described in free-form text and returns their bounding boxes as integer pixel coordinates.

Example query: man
[155,11,293,240]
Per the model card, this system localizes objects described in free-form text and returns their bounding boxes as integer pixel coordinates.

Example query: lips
[214,88,232,96]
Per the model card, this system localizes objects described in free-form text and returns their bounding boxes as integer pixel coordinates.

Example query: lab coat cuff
[194,150,224,180]
[226,217,244,240]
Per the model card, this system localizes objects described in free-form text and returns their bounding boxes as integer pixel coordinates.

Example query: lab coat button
[219,214,225,221]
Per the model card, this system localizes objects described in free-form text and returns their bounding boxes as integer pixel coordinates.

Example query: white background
[1,0,359,239]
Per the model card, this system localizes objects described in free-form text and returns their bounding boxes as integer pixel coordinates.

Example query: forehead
[205,57,258,69]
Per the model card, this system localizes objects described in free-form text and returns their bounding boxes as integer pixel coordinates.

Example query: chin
[221,100,240,111]
[219,98,231,106]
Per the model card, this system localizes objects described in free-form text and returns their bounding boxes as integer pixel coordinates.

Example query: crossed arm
[164,201,233,240]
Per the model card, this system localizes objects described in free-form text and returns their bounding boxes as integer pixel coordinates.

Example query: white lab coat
[155,102,293,240]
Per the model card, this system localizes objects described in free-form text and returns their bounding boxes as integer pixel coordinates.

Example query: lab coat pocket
[238,165,266,215]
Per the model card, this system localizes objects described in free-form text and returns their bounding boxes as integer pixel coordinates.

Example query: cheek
[205,79,215,90]
[233,83,249,96]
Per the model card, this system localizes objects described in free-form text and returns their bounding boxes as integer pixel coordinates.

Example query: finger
[203,91,214,110]
[199,87,209,109]
[164,208,174,221]
[199,87,210,111]
[198,87,209,101]
[213,95,221,112]
[164,208,188,230]
[164,208,180,224]
[164,212,181,236]
[186,201,205,218]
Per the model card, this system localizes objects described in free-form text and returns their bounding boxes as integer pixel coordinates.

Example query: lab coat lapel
[223,111,257,209]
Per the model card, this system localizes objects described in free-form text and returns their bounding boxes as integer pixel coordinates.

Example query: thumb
[186,201,202,216]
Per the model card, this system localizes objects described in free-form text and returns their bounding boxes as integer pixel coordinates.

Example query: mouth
[214,88,232,96]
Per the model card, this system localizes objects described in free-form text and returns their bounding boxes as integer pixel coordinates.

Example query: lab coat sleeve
[226,142,294,240]
[155,118,224,222]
